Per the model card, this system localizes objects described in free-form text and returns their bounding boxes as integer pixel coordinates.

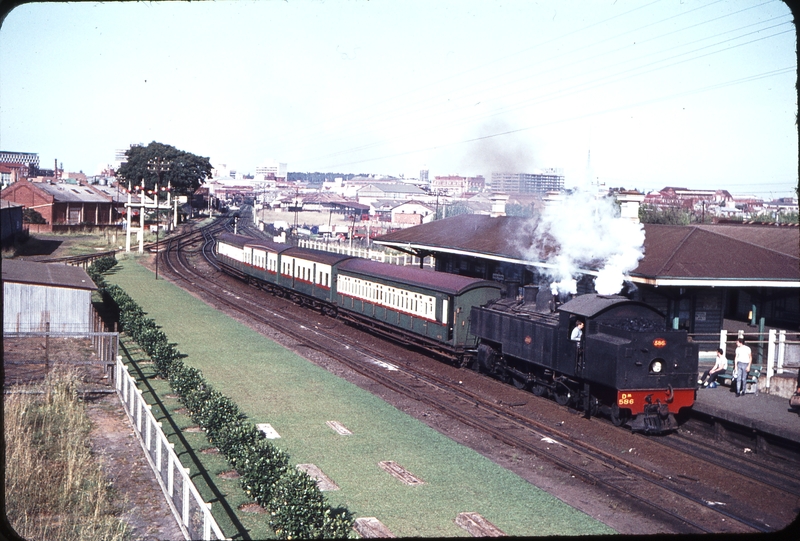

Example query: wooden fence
[115,358,228,540]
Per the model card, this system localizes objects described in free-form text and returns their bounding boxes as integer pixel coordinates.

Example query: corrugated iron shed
[2,259,97,291]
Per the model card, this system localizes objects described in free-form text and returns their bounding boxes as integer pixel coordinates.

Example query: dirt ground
[85,394,185,541]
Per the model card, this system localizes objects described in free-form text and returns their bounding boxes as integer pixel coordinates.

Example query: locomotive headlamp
[650,360,664,374]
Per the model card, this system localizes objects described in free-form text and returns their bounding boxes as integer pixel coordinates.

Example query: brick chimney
[490,193,509,217]
[615,190,645,223]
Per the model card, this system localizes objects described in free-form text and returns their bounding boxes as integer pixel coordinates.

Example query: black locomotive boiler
[470,290,699,433]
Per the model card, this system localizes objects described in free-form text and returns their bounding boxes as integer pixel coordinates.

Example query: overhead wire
[305,19,794,168]
[314,65,795,171]
[293,4,793,170]
[294,0,766,153]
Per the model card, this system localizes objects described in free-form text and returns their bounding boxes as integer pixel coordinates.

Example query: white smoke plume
[525,189,645,295]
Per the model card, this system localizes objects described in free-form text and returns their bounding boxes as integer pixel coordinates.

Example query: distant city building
[356,183,427,206]
[256,159,287,181]
[643,187,734,210]
[764,197,799,215]
[0,151,39,178]
[420,169,429,183]
[114,144,143,170]
[212,162,237,179]
[431,175,485,197]
[491,168,564,194]
[0,151,39,169]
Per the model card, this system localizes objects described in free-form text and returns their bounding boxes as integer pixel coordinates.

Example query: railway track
[152,221,793,535]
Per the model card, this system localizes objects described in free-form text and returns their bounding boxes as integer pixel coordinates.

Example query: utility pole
[147,158,172,280]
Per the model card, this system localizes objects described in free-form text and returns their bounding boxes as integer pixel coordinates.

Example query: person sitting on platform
[698,348,726,388]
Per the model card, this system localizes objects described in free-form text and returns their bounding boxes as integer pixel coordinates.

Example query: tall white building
[114,144,143,169]
[255,159,287,181]
[491,168,564,194]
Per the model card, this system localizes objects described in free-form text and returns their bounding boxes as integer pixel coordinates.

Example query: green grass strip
[107,255,615,538]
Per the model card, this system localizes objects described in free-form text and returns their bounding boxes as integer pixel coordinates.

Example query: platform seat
[717,359,762,394]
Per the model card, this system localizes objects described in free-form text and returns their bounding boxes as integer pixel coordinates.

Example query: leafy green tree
[638,204,691,225]
[439,201,473,220]
[750,211,799,224]
[505,203,535,218]
[116,142,212,197]
[22,208,46,224]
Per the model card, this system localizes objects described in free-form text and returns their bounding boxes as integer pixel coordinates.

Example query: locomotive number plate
[618,393,635,406]
[652,338,667,348]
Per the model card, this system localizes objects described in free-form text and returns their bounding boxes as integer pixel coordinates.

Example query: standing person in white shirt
[734,338,752,397]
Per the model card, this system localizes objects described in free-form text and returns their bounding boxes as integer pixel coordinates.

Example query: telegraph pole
[147,158,171,280]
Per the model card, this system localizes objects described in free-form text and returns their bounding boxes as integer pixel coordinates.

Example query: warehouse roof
[27,181,111,203]
[373,214,799,287]
[2,259,98,291]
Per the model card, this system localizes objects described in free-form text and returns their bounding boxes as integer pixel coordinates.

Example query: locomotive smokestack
[523,285,539,304]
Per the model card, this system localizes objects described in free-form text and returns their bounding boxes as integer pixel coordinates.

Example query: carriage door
[442,296,454,340]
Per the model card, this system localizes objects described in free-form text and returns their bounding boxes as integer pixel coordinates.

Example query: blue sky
[1,0,796,198]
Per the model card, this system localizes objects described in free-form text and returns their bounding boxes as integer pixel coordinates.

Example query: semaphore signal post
[124,181,174,254]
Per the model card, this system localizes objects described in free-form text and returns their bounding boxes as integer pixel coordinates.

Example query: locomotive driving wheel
[610,404,631,427]
[554,381,572,406]
[511,374,529,390]
[531,382,548,397]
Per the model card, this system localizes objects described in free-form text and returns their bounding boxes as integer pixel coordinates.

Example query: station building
[373,214,800,342]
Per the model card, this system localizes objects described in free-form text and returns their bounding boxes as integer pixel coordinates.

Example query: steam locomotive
[215,232,698,433]
[471,289,698,432]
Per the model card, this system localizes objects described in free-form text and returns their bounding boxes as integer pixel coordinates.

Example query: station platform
[692,380,800,446]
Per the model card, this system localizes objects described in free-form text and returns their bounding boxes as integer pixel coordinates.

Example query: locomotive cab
[557,295,699,432]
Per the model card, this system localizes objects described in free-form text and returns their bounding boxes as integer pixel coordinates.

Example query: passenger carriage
[334,259,502,361]
[216,233,289,288]
[277,247,352,311]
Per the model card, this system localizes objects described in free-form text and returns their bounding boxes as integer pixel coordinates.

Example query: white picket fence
[717,329,796,392]
[298,238,435,267]
[114,358,228,540]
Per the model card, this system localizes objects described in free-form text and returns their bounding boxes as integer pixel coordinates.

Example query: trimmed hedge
[89,261,354,539]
